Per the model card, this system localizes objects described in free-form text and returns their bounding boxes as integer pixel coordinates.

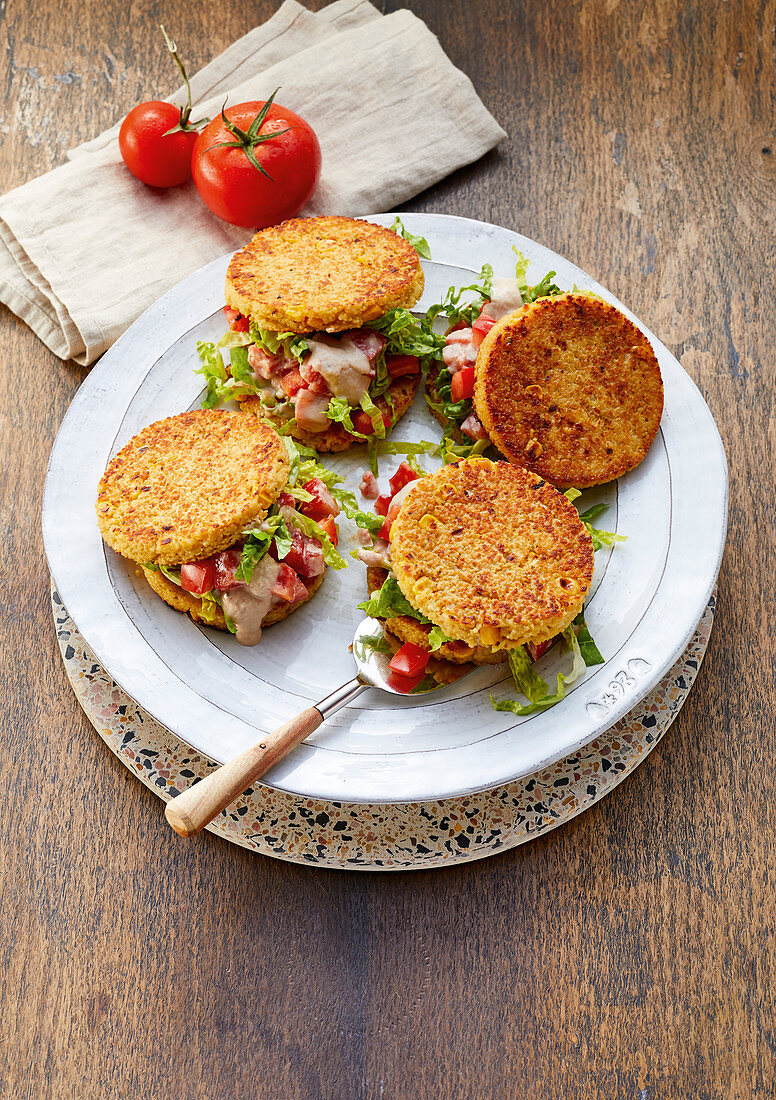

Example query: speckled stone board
[52,584,714,870]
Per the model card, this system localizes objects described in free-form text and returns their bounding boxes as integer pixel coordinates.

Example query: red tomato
[180,558,215,596]
[374,494,391,517]
[388,642,431,679]
[299,478,340,520]
[271,562,307,604]
[472,311,496,338]
[119,102,197,188]
[352,409,390,436]
[386,354,420,378]
[318,515,339,546]
[278,367,306,397]
[386,667,429,693]
[388,461,419,496]
[451,366,475,403]
[278,491,296,510]
[213,549,243,591]
[191,96,321,228]
[284,530,325,579]
[223,307,251,332]
[527,637,554,662]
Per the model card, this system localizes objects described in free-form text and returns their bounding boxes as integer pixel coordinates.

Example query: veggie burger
[96,410,341,646]
[358,457,596,692]
[198,216,432,452]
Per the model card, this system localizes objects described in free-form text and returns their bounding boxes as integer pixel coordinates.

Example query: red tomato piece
[284,530,325,579]
[527,637,554,662]
[386,667,429,694]
[213,549,243,591]
[231,314,250,332]
[277,491,296,510]
[299,478,340,520]
[318,515,338,546]
[472,311,496,338]
[388,461,419,496]
[271,562,307,603]
[119,101,197,188]
[388,642,431,679]
[180,558,216,596]
[451,365,475,403]
[191,98,321,228]
[374,494,391,517]
[351,409,390,436]
[386,354,420,378]
[278,367,306,397]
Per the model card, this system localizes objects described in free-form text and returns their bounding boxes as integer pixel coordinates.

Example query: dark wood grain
[1,1,774,1097]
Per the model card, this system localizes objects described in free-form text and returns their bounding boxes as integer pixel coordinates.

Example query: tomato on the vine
[191,93,321,228]
[119,28,207,189]
[120,102,198,187]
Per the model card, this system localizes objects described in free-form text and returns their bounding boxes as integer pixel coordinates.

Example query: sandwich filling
[197,306,442,440]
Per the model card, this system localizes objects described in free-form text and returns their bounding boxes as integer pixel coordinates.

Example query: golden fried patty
[389,458,594,650]
[96,410,290,567]
[225,216,425,334]
[141,566,325,631]
[240,372,420,453]
[365,566,506,666]
[474,293,663,488]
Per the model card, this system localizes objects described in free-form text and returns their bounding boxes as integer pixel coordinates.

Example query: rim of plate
[42,213,728,803]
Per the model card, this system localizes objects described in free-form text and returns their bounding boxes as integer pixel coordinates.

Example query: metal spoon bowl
[164,618,476,837]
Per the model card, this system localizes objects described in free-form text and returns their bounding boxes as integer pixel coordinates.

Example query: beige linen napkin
[0,0,504,365]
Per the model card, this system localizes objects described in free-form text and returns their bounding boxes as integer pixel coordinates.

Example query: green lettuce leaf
[573,611,605,666]
[390,216,432,260]
[236,512,292,582]
[424,263,494,329]
[492,620,597,716]
[367,307,446,367]
[326,397,367,440]
[249,323,309,364]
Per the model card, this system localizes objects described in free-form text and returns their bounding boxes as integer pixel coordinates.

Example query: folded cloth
[0,0,505,365]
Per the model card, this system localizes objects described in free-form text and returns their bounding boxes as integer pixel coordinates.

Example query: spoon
[164,617,474,837]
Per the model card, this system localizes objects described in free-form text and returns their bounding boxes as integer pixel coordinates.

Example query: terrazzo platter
[42,215,728,855]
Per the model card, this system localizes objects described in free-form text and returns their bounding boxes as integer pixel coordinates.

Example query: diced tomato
[386,667,429,694]
[359,471,379,499]
[388,461,419,496]
[223,306,250,332]
[213,549,243,591]
[388,642,431,679]
[318,515,338,546]
[278,491,296,510]
[278,367,306,397]
[527,638,554,662]
[386,354,420,378]
[284,529,325,579]
[374,494,392,517]
[451,365,475,403]
[378,516,392,541]
[472,311,496,339]
[449,320,469,333]
[352,408,390,436]
[299,478,340,520]
[180,558,216,596]
[271,562,308,604]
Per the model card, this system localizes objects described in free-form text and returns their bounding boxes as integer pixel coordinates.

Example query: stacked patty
[96,410,327,644]
[223,216,425,452]
[366,458,594,665]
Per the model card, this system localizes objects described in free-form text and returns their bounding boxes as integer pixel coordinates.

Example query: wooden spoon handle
[164,706,323,838]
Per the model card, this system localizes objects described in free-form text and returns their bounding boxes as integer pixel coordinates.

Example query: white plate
[43,214,728,803]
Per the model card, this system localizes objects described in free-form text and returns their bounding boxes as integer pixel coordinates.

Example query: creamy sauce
[304,336,373,403]
[481,276,523,321]
[222,556,281,647]
[357,537,391,568]
[443,329,478,373]
[294,388,331,432]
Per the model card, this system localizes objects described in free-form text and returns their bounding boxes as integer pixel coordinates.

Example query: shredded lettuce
[492,614,603,715]
[367,307,445,368]
[425,263,494,329]
[249,323,309,364]
[512,248,563,304]
[326,397,367,440]
[360,390,386,438]
[390,216,432,260]
[236,511,292,582]
[357,575,450,651]
[577,502,627,552]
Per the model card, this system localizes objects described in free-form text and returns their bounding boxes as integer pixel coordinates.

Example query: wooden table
[1,2,772,1096]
